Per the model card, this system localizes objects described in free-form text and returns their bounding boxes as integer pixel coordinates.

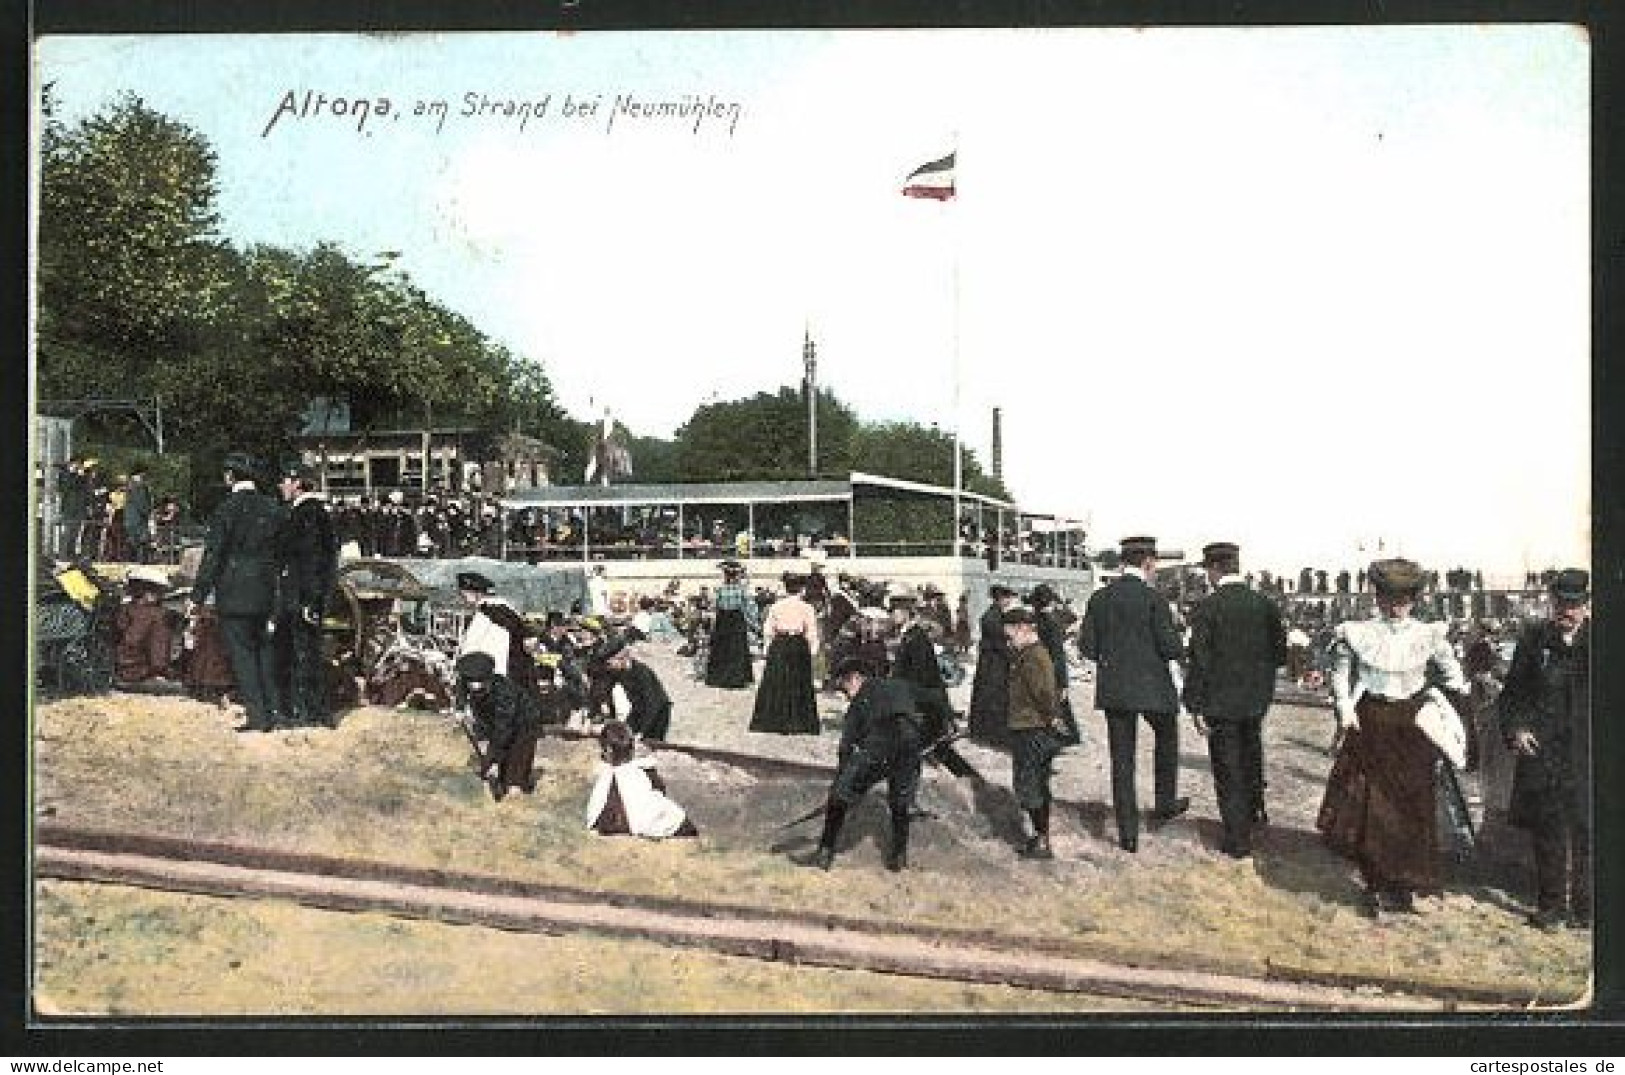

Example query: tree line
[37,92,1008,516]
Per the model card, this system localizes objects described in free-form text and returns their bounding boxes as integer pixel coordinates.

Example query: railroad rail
[34,822,1556,1014]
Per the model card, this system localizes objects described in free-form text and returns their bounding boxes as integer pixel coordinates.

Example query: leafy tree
[673,387,858,482]
[38,93,233,405]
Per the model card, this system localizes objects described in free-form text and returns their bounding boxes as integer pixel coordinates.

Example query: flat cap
[1028,583,1060,607]
[1001,606,1037,626]
[456,571,495,594]
[1550,568,1590,602]
[1120,535,1158,559]
[1369,558,1426,596]
[1202,542,1240,564]
[989,583,1018,599]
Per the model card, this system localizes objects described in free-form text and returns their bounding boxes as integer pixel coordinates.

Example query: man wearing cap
[1004,606,1067,859]
[1317,557,1470,917]
[455,651,541,801]
[455,571,537,695]
[1500,568,1591,930]
[274,461,341,728]
[1078,536,1187,853]
[1182,542,1287,858]
[967,583,1020,746]
[601,637,673,742]
[798,657,924,872]
[189,453,288,732]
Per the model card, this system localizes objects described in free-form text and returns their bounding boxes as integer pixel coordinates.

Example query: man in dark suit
[1078,535,1187,852]
[601,637,673,742]
[189,453,287,732]
[1501,568,1591,930]
[275,461,341,728]
[1182,542,1288,858]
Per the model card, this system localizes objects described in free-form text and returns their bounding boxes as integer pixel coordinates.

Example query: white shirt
[1330,615,1467,717]
[586,759,689,839]
[457,597,518,676]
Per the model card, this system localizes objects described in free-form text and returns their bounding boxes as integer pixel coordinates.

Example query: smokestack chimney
[991,406,1003,483]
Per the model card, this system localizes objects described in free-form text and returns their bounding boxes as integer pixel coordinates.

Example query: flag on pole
[901,151,955,201]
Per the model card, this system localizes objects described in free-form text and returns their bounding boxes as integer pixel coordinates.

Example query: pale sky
[34,26,1591,582]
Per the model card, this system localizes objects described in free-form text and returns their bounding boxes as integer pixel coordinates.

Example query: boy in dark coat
[456,651,541,802]
[798,657,923,872]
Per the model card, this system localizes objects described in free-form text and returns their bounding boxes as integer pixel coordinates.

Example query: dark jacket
[123,479,153,538]
[1006,641,1058,732]
[1182,582,1287,720]
[968,604,1011,724]
[891,622,954,737]
[838,677,921,761]
[1078,572,1184,714]
[279,494,340,617]
[1501,619,1590,827]
[616,659,672,727]
[192,485,287,618]
[464,673,541,764]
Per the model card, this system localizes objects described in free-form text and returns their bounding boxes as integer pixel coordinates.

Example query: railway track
[35,822,1538,1014]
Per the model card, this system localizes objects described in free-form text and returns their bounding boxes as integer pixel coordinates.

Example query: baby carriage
[36,560,118,695]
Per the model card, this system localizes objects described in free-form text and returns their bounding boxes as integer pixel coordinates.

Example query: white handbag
[1415,687,1468,770]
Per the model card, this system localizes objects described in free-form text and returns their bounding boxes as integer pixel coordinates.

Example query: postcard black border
[7,0,1623,1057]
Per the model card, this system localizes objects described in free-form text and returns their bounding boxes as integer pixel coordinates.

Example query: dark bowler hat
[456,571,495,594]
[719,559,744,576]
[455,652,496,681]
[1120,535,1158,559]
[1369,558,1426,596]
[1001,606,1037,626]
[1202,541,1240,565]
[989,583,1018,599]
[1550,568,1590,602]
[830,657,874,682]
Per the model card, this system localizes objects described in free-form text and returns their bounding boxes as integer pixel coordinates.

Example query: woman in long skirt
[967,584,1019,746]
[1316,558,1470,918]
[750,574,821,734]
[705,560,757,688]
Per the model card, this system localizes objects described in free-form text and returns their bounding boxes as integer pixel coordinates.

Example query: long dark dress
[1317,694,1441,892]
[967,605,1011,747]
[706,583,755,688]
[750,633,819,734]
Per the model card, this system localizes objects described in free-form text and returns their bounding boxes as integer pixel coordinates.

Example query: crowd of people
[57,458,1591,929]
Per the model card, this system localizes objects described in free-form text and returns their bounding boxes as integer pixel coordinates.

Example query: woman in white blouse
[1316,558,1469,918]
[749,573,823,734]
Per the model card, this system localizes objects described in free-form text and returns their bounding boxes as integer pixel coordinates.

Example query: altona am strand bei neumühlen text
[262,90,745,137]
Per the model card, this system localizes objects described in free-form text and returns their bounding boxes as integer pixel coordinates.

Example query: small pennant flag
[902,151,955,201]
